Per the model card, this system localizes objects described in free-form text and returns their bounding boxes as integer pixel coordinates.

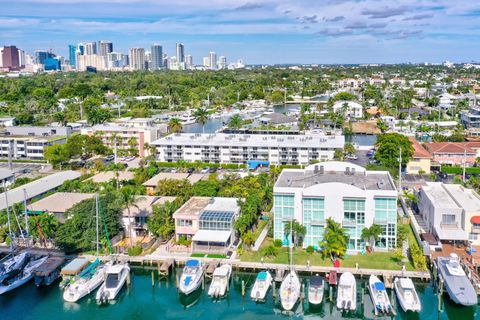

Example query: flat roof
[173,197,210,218]
[0,168,14,181]
[192,230,232,243]
[122,196,177,217]
[87,171,135,183]
[153,132,344,148]
[143,173,207,187]
[443,184,480,212]
[435,225,468,241]
[173,197,239,219]
[0,171,81,210]
[422,182,461,209]
[29,192,95,213]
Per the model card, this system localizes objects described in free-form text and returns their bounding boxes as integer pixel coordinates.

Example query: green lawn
[240,238,416,271]
[191,253,226,259]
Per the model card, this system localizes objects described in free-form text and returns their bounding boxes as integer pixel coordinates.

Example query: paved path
[252,224,269,252]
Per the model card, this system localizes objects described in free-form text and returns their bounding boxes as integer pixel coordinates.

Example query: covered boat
[96,263,130,304]
[437,254,477,306]
[59,257,90,289]
[308,275,324,305]
[250,271,272,301]
[179,260,204,295]
[394,277,421,312]
[336,272,356,311]
[33,257,65,286]
[208,264,232,298]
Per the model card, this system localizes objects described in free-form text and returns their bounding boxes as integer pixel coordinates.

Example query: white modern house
[152,132,345,165]
[273,162,397,252]
[332,101,363,119]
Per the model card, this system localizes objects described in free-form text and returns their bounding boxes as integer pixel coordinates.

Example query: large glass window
[199,210,235,231]
[302,198,325,248]
[442,214,456,225]
[274,194,295,243]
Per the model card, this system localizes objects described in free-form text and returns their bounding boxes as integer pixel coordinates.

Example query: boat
[96,263,130,304]
[208,264,232,298]
[179,259,204,295]
[33,257,65,286]
[0,255,48,295]
[63,260,112,302]
[437,253,477,306]
[368,275,394,315]
[59,257,92,289]
[308,274,324,305]
[0,251,30,283]
[336,272,356,311]
[250,271,272,301]
[180,112,196,125]
[394,277,421,312]
[280,221,301,311]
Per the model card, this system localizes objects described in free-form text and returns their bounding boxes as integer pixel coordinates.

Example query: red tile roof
[425,142,480,155]
[409,138,432,158]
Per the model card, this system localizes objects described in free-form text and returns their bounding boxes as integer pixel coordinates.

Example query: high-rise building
[17,49,25,68]
[218,56,227,69]
[77,43,85,55]
[0,48,3,67]
[185,54,193,69]
[129,48,145,70]
[176,43,185,63]
[84,42,97,55]
[68,45,77,67]
[209,52,217,70]
[44,57,61,71]
[35,50,54,65]
[2,46,20,71]
[99,41,113,56]
[150,44,163,70]
[203,56,210,68]
[107,52,127,69]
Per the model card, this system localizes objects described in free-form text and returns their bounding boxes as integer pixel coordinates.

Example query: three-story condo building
[273,162,397,252]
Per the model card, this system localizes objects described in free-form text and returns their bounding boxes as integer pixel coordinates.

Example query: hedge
[441,166,480,174]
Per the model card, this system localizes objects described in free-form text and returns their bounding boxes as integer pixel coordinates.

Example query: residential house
[28,192,95,222]
[143,172,208,195]
[332,101,363,119]
[406,138,432,174]
[424,142,480,166]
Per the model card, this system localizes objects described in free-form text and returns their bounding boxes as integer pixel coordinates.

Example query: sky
[1,0,480,64]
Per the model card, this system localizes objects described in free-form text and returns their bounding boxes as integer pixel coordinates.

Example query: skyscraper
[176,43,185,63]
[2,46,20,71]
[203,56,210,68]
[129,48,145,70]
[35,50,55,65]
[84,42,97,55]
[209,52,217,70]
[185,54,193,69]
[218,56,227,69]
[99,41,113,56]
[151,44,163,70]
[77,43,85,55]
[68,45,77,67]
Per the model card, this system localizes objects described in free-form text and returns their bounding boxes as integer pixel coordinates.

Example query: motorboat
[437,253,477,306]
[336,272,356,311]
[0,255,48,295]
[394,277,421,312]
[250,271,272,301]
[179,260,204,295]
[280,270,301,311]
[0,251,30,282]
[96,263,130,304]
[63,261,112,303]
[33,257,65,286]
[208,264,232,298]
[308,274,324,305]
[368,275,394,315]
[59,257,90,289]
[180,112,196,125]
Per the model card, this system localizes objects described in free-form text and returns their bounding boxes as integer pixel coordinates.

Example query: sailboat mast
[96,193,99,256]
[4,183,13,253]
[23,189,29,246]
[289,219,293,269]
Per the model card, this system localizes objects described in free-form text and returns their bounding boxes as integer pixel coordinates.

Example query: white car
[200,167,210,174]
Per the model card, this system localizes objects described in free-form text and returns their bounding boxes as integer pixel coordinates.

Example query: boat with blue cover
[250,271,272,301]
[179,260,204,295]
[368,275,394,316]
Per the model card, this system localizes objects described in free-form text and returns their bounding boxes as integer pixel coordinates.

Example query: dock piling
[151,271,154,287]
[438,278,444,312]
[241,280,245,297]
[329,285,333,302]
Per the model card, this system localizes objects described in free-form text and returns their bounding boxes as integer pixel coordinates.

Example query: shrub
[237,247,244,256]
[306,245,314,254]
[273,239,283,247]
[262,245,278,258]
[177,236,192,246]
[409,241,427,270]
[127,245,142,256]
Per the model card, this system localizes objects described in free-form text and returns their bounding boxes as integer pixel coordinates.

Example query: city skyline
[1,0,480,64]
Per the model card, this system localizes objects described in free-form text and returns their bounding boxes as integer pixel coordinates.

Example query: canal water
[1,268,477,320]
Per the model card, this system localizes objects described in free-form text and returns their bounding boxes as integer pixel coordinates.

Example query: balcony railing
[440,221,459,228]
[342,219,357,227]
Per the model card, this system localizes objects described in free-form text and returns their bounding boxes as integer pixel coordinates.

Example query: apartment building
[273,162,397,252]
[152,132,345,165]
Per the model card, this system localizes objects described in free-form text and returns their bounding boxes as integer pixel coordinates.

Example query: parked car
[105,155,115,162]
[200,167,210,174]
[209,167,218,173]
[345,154,358,160]
[187,167,195,174]
[170,168,178,173]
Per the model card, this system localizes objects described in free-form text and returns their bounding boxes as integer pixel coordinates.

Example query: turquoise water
[0,268,478,320]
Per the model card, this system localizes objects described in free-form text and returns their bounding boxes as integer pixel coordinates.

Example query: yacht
[308,274,324,305]
[208,264,232,298]
[180,112,196,125]
[394,277,421,312]
[250,271,272,301]
[96,263,130,304]
[368,275,394,315]
[336,272,356,311]
[0,255,48,295]
[437,254,477,306]
[280,221,301,311]
[0,251,30,282]
[63,261,112,303]
[179,260,204,295]
[59,257,91,289]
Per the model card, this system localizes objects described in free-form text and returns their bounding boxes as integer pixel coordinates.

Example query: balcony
[342,219,357,227]
[440,221,459,229]
[310,220,325,226]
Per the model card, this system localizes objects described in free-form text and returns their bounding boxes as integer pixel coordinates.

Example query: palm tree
[228,114,242,129]
[193,108,209,133]
[361,224,383,251]
[119,187,145,247]
[319,217,348,261]
[168,117,183,133]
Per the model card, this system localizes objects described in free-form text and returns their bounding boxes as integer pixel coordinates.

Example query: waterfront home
[406,139,432,174]
[332,101,363,119]
[424,142,480,166]
[273,162,397,252]
[143,172,208,195]
[173,197,240,253]
[461,105,480,129]
[28,192,95,222]
[152,132,344,165]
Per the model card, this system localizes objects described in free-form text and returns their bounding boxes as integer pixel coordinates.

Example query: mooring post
[329,285,333,302]
[438,278,443,312]
[361,287,365,306]
[151,271,154,287]
[126,270,131,286]
[241,280,245,297]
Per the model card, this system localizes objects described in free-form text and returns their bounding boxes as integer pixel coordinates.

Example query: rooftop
[28,192,95,213]
[421,182,460,209]
[122,196,177,217]
[0,168,14,181]
[173,197,239,219]
[143,173,207,187]
[153,132,344,148]
[87,171,135,183]
[409,138,432,159]
[443,184,480,212]
[425,142,480,155]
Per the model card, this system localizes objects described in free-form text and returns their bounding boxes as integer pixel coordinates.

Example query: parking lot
[347,150,371,168]
[0,162,53,179]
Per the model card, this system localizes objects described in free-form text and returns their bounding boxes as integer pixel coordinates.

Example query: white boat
[308,275,324,305]
[0,255,48,295]
[208,264,232,298]
[0,251,30,282]
[437,253,477,306]
[63,261,112,303]
[368,275,394,315]
[250,271,272,301]
[280,221,301,311]
[96,263,130,304]
[394,277,421,312]
[180,112,196,125]
[59,257,91,289]
[179,259,204,295]
[336,272,356,311]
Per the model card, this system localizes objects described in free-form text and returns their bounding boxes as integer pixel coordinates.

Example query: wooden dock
[158,259,174,277]
[274,267,285,282]
[205,261,219,278]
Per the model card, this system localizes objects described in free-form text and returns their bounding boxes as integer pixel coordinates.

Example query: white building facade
[273,162,397,252]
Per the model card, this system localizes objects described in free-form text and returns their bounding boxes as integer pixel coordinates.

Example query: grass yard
[191,253,226,259]
[240,238,417,271]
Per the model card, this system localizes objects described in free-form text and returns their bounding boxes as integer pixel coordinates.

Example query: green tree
[270,90,284,104]
[361,224,383,251]
[156,178,192,197]
[168,117,183,133]
[284,219,307,247]
[262,244,278,258]
[376,119,389,134]
[375,133,414,169]
[44,144,70,169]
[242,231,255,248]
[228,114,243,129]
[193,107,209,133]
[344,142,356,155]
[319,217,348,261]
[119,186,144,247]
[147,201,179,240]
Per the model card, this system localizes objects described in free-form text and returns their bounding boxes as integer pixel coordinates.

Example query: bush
[441,166,480,175]
[127,245,142,256]
[237,247,244,256]
[409,241,427,270]
[177,236,192,246]
[273,239,283,247]
[306,245,314,254]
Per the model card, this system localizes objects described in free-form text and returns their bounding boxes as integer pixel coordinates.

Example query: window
[177,219,192,227]
[442,214,456,225]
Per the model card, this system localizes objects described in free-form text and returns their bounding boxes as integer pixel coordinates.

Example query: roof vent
[319,166,324,174]
[287,179,292,187]
[377,181,384,189]
[209,197,215,204]
[314,165,319,173]
[345,167,351,175]
[351,167,356,175]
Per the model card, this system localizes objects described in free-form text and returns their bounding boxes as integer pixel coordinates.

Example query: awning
[434,226,468,241]
[247,160,270,170]
[192,230,232,243]
[471,216,480,224]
